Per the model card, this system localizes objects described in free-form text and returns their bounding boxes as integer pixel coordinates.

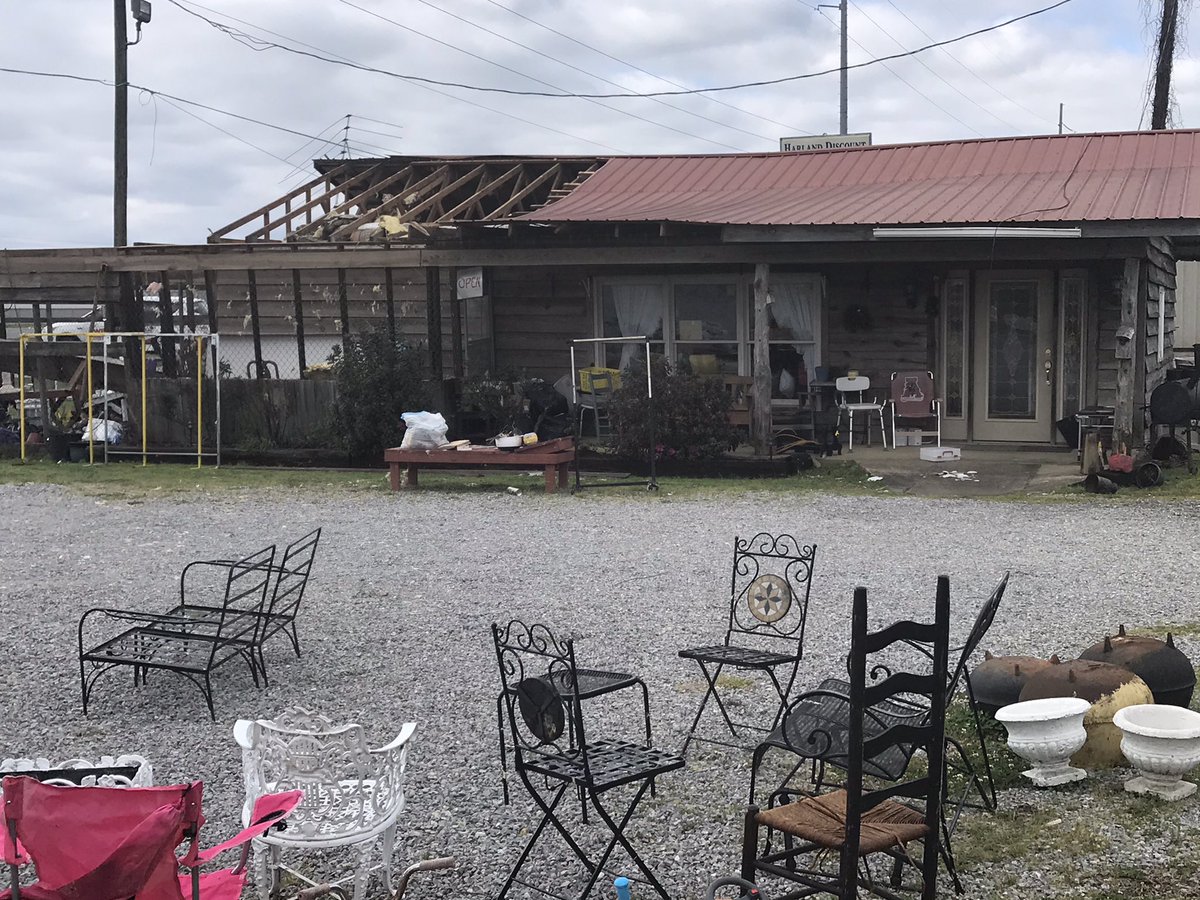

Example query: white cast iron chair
[235,707,416,900]
[834,375,888,450]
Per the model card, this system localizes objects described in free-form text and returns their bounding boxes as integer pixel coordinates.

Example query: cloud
[0,0,1189,248]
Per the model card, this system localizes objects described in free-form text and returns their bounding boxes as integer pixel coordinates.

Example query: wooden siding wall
[1093,259,1124,409]
[1145,238,1176,412]
[823,265,935,384]
[491,266,591,380]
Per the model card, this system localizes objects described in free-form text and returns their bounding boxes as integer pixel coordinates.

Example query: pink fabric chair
[1,775,301,900]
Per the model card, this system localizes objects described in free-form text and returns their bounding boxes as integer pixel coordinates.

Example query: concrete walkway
[842,443,1082,497]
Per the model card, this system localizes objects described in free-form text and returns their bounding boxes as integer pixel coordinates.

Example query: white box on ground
[920,446,961,462]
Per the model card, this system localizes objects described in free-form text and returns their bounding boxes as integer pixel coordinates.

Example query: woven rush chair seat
[679,644,799,669]
[522,739,683,791]
[756,790,929,855]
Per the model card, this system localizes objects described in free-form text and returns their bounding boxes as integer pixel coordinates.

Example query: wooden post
[337,268,350,341]
[158,272,177,377]
[202,270,220,376]
[752,263,772,454]
[1114,257,1140,452]
[449,267,464,379]
[426,265,444,410]
[384,267,397,346]
[183,278,197,333]
[291,269,307,377]
[0,291,6,338]
[247,270,264,380]
[30,303,53,437]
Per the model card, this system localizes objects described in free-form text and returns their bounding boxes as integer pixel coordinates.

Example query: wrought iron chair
[2,774,302,900]
[750,573,1009,835]
[888,371,942,450]
[679,534,817,753]
[163,528,323,683]
[495,622,652,806]
[234,706,416,900]
[835,375,887,450]
[741,578,954,900]
[78,544,276,720]
[492,620,685,900]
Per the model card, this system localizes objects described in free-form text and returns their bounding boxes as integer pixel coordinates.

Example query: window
[942,275,967,419]
[600,282,665,369]
[673,281,739,375]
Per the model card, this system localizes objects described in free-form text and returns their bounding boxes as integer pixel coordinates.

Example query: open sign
[456,267,484,298]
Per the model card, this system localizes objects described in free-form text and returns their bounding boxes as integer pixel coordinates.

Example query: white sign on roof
[780,133,872,152]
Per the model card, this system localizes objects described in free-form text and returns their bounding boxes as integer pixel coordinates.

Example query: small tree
[608,356,734,462]
[330,327,429,462]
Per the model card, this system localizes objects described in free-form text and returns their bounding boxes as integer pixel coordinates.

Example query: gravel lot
[3,482,1200,899]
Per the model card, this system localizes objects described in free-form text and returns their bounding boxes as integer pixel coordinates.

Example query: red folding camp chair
[1,775,302,900]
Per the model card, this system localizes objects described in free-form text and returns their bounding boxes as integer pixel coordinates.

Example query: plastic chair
[888,371,942,450]
[1,774,302,900]
[741,579,954,899]
[834,376,886,450]
[235,707,415,900]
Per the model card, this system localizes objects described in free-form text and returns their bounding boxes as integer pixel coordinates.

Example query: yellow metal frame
[18,331,218,468]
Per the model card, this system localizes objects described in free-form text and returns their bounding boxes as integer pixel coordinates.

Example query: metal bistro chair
[835,376,887,451]
[750,572,1009,846]
[741,579,954,900]
[78,544,276,720]
[163,528,322,684]
[492,620,685,900]
[679,534,817,753]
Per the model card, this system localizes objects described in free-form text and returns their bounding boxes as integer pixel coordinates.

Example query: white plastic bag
[400,411,449,450]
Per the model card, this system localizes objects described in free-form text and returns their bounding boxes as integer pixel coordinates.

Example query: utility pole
[819,1,849,134]
[114,0,128,247]
[1151,0,1180,130]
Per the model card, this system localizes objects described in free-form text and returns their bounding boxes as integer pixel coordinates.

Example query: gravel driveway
[2,483,1199,899]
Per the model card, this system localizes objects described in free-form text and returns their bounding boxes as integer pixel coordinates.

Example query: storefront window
[674,282,738,375]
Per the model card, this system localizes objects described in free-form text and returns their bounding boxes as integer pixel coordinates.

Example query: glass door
[971,272,1055,441]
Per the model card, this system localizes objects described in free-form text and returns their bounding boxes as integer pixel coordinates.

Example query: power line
[814,6,985,136]
[883,0,1063,130]
[846,0,1025,132]
[412,0,776,144]
[482,0,810,133]
[165,0,625,153]
[156,0,1075,100]
[332,0,751,150]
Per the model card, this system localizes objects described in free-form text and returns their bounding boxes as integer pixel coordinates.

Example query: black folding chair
[492,620,684,900]
[741,578,955,900]
[679,534,817,752]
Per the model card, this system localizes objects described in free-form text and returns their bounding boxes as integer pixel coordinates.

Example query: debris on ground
[938,470,980,482]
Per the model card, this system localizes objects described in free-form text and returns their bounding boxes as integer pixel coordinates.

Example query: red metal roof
[519,131,1200,227]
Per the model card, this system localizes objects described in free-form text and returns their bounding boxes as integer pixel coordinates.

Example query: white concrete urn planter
[996,697,1091,787]
[1113,704,1200,801]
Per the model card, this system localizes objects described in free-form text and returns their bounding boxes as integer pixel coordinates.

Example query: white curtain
[770,276,822,383]
[610,284,664,370]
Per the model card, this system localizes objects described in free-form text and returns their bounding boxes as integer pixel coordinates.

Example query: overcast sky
[2,0,1196,248]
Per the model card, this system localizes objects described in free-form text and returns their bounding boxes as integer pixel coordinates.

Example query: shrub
[330,328,429,462]
[460,370,533,436]
[608,357,735,462]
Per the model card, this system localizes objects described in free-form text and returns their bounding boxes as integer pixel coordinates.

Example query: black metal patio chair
[161,527,322,683]
[679,534,817,752]
[741,578,955,900]
[492,619,685,900]
[78,544,276,720]
[749,572,1009,833]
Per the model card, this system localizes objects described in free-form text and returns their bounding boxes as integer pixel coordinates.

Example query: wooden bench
[385,436,576,494]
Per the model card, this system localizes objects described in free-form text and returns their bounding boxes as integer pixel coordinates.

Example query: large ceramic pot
[1019,659,1154,768]
[995,697,1091,787]
[1113,704,1200,801]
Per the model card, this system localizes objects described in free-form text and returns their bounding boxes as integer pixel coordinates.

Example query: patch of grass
[944,701,1025,792]
[954,808,1110,870]
[1127,622,1200,640]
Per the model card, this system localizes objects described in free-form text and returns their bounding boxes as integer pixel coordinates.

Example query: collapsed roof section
[208,156,603,243]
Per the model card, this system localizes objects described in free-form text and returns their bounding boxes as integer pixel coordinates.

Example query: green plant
[460,371,532,435]
[608,356,734,462]
[329,328,429,462]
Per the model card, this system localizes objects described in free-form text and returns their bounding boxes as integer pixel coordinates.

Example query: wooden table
[384,437,576,494]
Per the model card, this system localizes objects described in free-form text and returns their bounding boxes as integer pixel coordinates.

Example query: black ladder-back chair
[679,534,817,752]
[163,528,322,684]
[750,571,1009,832]
[78,544,276,720]
[492,620,684,900]
[741,578,953,900]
